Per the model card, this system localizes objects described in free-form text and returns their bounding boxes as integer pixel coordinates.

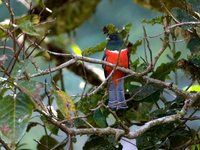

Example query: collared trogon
[102,32,129,110]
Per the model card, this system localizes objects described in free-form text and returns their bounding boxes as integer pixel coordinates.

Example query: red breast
[105,48,129,84]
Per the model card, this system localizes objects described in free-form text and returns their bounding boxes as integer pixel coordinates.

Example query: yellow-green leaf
[82,42,106,56]
[55,90,75,120]
[0,20,10,38]
[71,43,82,56]
[183,85,200,92]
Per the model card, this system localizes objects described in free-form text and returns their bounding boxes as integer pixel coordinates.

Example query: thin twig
[143,26,153,65]
[4,0,17,52]
[102,103,129,132]
[166,21,200,32]
[18,59,76,80]
[0,46,14,52]
[0,137,10,150]
[87,69,114,96]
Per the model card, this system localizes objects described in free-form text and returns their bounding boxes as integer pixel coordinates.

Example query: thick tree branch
[38,107,182,140]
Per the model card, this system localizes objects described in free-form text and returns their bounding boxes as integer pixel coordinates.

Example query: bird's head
[106,32,124,50]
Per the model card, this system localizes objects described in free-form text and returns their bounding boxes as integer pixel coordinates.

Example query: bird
[102,32,129,110]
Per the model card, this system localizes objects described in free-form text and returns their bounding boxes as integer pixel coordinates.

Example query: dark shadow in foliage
[37,135,64,150]
[83,135,123,150]
[137,123,193,150]
[32,0,100,34]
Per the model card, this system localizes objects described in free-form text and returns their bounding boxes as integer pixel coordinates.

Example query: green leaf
[188,53,200,68]
[130,58,140,70]
[103,24,117,34]
[16,15,40,25]
[187,36,200,54]
[82,42,106,56]
[55,90,75,120]
[124,23,132,33]
[18,20,39,36]
[125,102,152,121]
[26,122,38,132]
[40,116,59,135]
[169,127,193,148]
[74,118,88,128]
[93,109,107,128]
[174,51,181,60]
[38,0,46,8]
[76,90,103,114]
[151,62,175,80]
[183,85,200,92]
[142,16,163,25]
[129,40,142,54]
[0,92,34,144]
[130,84,161,102]
[172,8,196,29]
[150,108,168,118]
[186,0,200,13]
[104,23,132,39]
[119,23,132,39]
[0,78,13,96]
[137,123,175,149]
[178,58,200,84]
[10,59,29,78]
[17,80,43,94]
[83,135,122,150]
[0,22,9,38]
[37,135,64,150]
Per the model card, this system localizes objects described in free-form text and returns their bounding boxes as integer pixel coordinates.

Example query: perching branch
[18,51,189,98]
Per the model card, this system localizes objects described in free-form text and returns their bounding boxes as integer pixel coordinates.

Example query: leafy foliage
[93,109,107,128]
[125,102,152,121]
[129,39,142,55]
[33,0,100,34]
[127,83,162,102]
[0,92,34,144]
[83,135,122,150]
[187,36,200,54]
[55,90,75,120]
[40,116,59,135]
[151,62,176,80]
[103,23,132,39]
[137,123,193,150]
[37,135,64,150]
[142,16,164,25]
[82,42,106,57]
[183,85,200,92]
[76,90,104,114]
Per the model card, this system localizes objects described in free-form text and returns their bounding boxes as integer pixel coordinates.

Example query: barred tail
[108,79,128,110]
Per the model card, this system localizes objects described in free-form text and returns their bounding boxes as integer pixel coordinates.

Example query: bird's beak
[106,37,110,40]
